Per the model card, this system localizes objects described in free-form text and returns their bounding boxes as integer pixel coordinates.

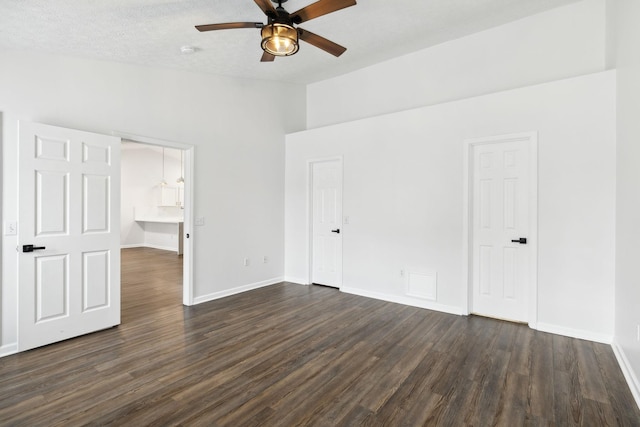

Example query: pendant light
[159,148,168,187]
[176,150,184,184]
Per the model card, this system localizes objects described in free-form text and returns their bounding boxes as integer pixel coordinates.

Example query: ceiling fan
[196,0,357,62]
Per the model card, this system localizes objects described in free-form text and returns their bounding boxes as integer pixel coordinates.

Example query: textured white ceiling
[0,0,579,84]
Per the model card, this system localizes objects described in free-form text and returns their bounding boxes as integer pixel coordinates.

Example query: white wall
[307,0,607,129]
[121,143,183,251]
[0,113,4,352]
[610,0,640,405]
[0,48,306,353]
[286,71,616,341]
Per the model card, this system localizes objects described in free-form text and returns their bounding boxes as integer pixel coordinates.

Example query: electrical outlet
[243,258,250,267]
[637,324,640,342]
[400,269,405,277]
[263,256,268,264]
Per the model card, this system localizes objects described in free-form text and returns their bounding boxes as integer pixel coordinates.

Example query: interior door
[18,121,121,351]
[472,139,530,322]
[311,160,343,288]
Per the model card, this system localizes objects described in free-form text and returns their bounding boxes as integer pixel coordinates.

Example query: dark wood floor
[0,247,638,426]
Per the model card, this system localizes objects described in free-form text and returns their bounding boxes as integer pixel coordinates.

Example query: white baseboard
[340,286,465,316]
[0,343,18,358]
[193,277,284,305]
[284,276,309,285]
[144,243,177,252]
[612,340,640,410]
[120,243,177,252]
[535,322,613,344]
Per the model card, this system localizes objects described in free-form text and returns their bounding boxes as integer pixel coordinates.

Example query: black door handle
[511,238,527,244]
[23,244,46,252]
[331,229,340,234]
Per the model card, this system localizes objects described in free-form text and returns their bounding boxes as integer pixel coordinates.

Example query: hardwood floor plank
[319,343,427,424]
[593,341,640,426]
[492,371,529,426]
[553,370,584,426]
[553,333,575,374]
[575,338,611,403]
[336,405,382,427]
[0,247,638,426]
[374,349,446,424]
[509,324,535,376]
[527,331,555,419]
[213,312,394,425]
[583,397,621,426]
[471,349,512,425]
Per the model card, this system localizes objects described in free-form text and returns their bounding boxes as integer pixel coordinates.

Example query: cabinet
[159,186,183,207]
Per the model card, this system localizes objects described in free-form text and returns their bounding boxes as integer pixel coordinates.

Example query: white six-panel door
[311,160,343,287]
[472,138,531,322]
[18,121,120,351]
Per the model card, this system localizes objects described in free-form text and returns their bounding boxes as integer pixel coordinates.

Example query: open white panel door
[18,121,120,352]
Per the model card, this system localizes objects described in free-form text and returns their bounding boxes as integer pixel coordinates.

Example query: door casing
[114,132,195,306]
[462,132,538,327]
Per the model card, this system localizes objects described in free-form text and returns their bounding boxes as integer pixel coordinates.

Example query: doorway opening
[118,134,194,306]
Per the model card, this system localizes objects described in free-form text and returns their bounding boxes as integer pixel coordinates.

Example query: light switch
[194,217,205,226]
[4,221,17,236]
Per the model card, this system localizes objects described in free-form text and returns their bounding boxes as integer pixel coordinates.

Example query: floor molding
[0,343,18,358]
[120,244,143,249]
[612,340,640,410]
[121,243,178,252]
[193,277,284,305]
[284,276,309,285]
[340,286,464,316]
[535,322,612,344]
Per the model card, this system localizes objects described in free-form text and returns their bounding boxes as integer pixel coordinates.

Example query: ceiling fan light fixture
[261,23,299,56]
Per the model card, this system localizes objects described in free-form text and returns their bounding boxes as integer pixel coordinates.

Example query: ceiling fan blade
[196,22,263,32]
[261,51,276,62]
[298,28,347,57]
[291,0,356,24]
[254,0,277,18]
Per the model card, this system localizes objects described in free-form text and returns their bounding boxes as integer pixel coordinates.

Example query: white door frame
[462,132,538,328]
[307,156,343,287]
[114,132,195,306]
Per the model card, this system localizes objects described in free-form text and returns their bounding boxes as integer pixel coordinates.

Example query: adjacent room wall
[286,71,616,342]
[0,48,306,354]
[121,143,183,251]
[610,0,640,405]
[307,0,607,128]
